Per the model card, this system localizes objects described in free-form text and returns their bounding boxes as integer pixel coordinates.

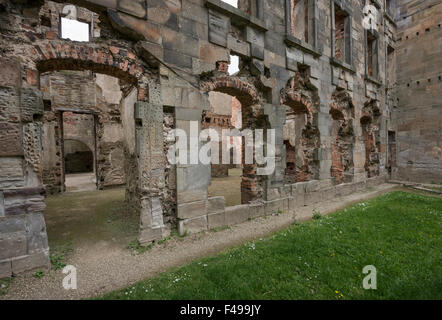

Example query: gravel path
[1,183,398,300]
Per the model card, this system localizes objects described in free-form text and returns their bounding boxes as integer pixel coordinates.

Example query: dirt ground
[0,183,418,300]
[45,188,139,248]
[64,172,97,193]
[208,168,242,206]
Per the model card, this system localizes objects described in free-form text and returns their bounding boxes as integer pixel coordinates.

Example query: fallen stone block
[264,199,284,215]
[207,196,225,214]
[11,250,50,275]
[178,215,208,235]
[0,259,12,279]
[225,205,250,225]
[208,211,226,230]
[0,232,27,261]
[177,200,207,219]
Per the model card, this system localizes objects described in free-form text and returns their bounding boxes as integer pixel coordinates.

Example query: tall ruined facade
[0,0,440,278]
[390,0,442,182]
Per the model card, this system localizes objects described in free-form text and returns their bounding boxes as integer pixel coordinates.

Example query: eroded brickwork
[1,0,438,277]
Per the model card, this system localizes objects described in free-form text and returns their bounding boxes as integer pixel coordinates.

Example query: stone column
[175,108,211,235]
[263,104,286,193]
[0,59,49,278]
[135,102,166,245]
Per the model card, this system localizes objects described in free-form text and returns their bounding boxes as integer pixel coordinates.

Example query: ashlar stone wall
[3,0,433,277]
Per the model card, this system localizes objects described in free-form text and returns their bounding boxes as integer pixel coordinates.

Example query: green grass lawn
[100,191,442,300]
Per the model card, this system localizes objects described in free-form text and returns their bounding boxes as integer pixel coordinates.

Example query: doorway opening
[40,68,139,248]
[205,91,243,207]
[62,111,97,192]
[40,70,134,193]
[282,72,320,184]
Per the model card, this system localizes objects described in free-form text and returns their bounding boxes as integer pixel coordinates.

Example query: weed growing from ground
[127,239,153,255]
[312,209,322,220]
[50,241,73,270]
[0,277,12,296]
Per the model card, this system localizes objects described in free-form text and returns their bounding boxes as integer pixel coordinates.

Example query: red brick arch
[329,89,355,120]
[31,41,150,100]
[280,75,318,120]
[200,75,266,204]
[200,76,260,108]
[329,89,356,185]
[361,100,381,178]
[283,92,314,115]
[281,74,320,183]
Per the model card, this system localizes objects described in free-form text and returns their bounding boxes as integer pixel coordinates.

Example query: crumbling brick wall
[282,72,320,183]
[361,100,381,178]
[0,0,411,275]
[329,89,355,185]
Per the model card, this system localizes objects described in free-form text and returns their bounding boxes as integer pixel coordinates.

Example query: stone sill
[365,75,383,86]
[285,35,322,58]
[205,0,268,32]
[330,57,356,74]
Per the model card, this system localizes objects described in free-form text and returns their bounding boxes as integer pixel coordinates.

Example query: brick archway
[30,39,167,244]
[201,75,267,204]
[361,100,381,178]
[281,74,318,121]
[281,74,320,183]
[30,41,150,101]
[201,76,260,109]
[329,89,355,185]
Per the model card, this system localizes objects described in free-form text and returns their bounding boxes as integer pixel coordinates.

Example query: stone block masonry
[391,0,442,183]
[0,187,50,278]
[0,0,438,276]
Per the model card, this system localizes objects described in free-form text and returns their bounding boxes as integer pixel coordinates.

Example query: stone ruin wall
[39,69,129,191]
[1,0,439,277]
[390,0,442,183]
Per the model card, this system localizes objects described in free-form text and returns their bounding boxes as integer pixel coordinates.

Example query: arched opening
[329,89,355,185]
[282,73,320,183]
[0,0,168,277]
[64,139,94,174]
[205,91,243,207]
[361,100,381,178]
[39,66,141,247]
[40,68,137,192]
[201,67,266,206]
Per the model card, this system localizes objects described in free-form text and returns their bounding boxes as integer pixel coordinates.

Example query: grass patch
[100,191,442,300]
[0,277,12,296]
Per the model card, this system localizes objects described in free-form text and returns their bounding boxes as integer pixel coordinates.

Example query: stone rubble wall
[1,0,437,276]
